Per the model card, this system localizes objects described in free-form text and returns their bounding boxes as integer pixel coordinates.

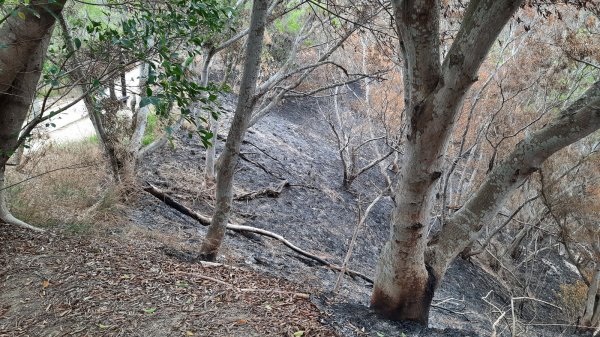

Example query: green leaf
[140,96,161,108]
[176,280,189,288]
[293,331,304,337]
[17,12,26,20]
[143,307,157,314]
[73,38,81,49]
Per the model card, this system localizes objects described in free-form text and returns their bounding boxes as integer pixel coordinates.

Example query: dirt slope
[1,94,583,336]
[132,95,582,337]
[0,225,336,336]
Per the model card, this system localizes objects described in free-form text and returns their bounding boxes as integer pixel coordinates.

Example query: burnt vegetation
[1,0,600,336]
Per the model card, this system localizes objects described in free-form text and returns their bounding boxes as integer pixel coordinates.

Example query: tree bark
[198,0,269,261]
[0,0,66,230]
[371,0,526,324]
[200,48,218,184]
[582,268,600,327]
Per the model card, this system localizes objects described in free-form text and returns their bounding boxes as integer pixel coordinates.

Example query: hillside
[1,91,591,336]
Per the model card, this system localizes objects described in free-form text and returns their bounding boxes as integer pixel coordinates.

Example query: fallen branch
[239,153,285,180]
[144,182,373,284]
[234,180,289,201]
[144,183,212,225]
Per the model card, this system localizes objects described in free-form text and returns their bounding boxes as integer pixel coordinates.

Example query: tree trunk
[119,49,127,98]
[198,0,269,261]
[57,13,124,182]
[0,0,66,231]
[428,80,600,282]
[201,49,218,184]
[582,268,600,327]
[371,0,530,324]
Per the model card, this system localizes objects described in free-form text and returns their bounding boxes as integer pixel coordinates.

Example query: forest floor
[0,225,335,336]
[0,94,586,336]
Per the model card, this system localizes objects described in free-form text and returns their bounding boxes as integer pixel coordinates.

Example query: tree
[539,141,600,331]
[370,0,600,324]
[199,0,270,260]
[0,0,67,230]
[198,1,381,259]
[54,0,232,182]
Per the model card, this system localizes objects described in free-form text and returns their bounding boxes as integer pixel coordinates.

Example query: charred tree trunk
[198,0,269,261]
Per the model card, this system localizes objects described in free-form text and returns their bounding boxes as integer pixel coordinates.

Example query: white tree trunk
[0,166,44,232]
[130,63,151,154]
[201,50,218,184]
[583,268,600,326]
[372,0,528,324]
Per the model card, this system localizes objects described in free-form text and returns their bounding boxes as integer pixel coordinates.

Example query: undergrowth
[556,280,588,323]
[5,140,120,233]
[142,113,158,146]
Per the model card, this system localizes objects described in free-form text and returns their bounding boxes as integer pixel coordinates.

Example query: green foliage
[275,7,305,34]
[86,134,99,144]
[142,113,158,146]
[143,307,157,314]
[49,0,236,146]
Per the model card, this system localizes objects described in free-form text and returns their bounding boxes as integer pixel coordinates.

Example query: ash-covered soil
[131,95,583,337]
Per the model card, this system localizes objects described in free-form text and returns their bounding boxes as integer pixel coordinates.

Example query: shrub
[5,140,118,232]
[556,280,588,323]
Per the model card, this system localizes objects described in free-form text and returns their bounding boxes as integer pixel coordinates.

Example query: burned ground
[0,95,585,336]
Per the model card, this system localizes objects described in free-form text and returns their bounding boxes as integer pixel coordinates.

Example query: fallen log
[143,182,373,284]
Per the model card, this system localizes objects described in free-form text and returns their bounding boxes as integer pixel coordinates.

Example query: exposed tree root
[143,182,373,284]
[234,180,289,201]
[0,169,45,232]
[0,211,45,232]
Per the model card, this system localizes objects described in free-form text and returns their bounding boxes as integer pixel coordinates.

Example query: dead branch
[234,180,289,201]
[143,183,373,283]
[239,153,286,180]
[334,193,383,292]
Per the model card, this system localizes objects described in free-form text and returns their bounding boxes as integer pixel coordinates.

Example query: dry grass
[556,280,588,323]
[5,139,121,233]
